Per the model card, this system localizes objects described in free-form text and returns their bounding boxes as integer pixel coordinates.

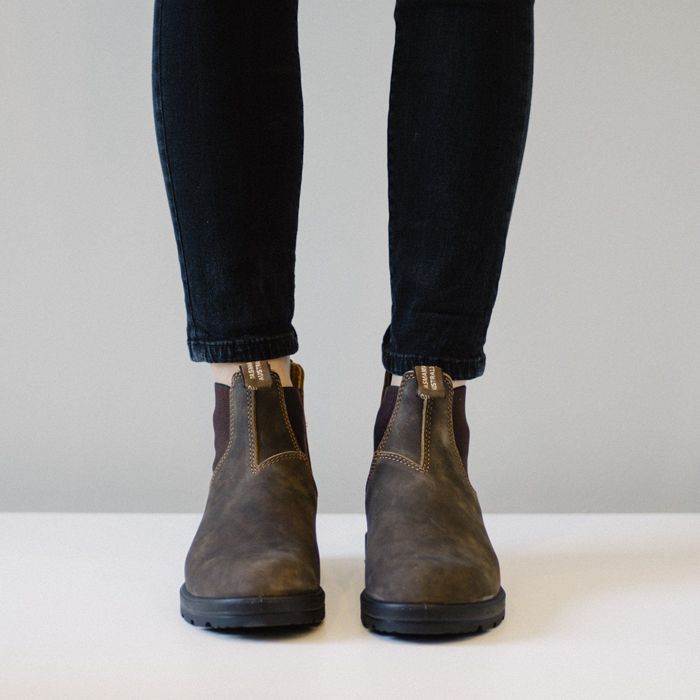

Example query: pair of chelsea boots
[180,360,504,635]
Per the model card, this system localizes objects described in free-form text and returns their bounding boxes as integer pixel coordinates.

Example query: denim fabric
[152,0,534,378]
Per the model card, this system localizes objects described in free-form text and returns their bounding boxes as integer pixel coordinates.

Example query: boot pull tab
[241,360,273,390]
[414,365,446,400]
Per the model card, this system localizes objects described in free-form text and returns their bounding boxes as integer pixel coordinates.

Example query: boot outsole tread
[360,586,505,636]
[180,584,325,630]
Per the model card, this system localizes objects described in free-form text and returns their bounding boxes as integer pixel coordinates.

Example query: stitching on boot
[252,450,308,475]
[247,370,308,473]
[372,453,427,473]
[370,371,432,475]
[424,396,432,468]
[368,374,409,479]
[373,398,431,473]
[210,370,309,480]
[273,373,303,454]
[247,388,257,471]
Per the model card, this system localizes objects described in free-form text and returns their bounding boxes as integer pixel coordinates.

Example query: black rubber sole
[180,585,325,630]
[360,587,506,636]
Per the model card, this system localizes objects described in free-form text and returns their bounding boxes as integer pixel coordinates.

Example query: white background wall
[1,1,698,513]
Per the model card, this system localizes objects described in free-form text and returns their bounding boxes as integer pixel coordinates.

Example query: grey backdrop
[2,1,698,513]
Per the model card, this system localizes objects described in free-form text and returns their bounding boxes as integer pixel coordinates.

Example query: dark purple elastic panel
[452,386,470,468]
[373,384,470,469]
[211,384,307,468]
[373,386,399,450]
[213,383,231,468]
[282,387,307,454]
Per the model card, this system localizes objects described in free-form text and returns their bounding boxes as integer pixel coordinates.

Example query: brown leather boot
[180,360,324,629]
[361,366,504,635]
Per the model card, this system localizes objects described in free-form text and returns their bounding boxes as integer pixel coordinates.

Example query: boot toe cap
[366,557,499,605]
[186,551,319,598]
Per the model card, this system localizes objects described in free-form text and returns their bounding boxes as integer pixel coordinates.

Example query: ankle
[211,356,293,387]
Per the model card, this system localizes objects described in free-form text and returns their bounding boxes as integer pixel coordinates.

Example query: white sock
[212,356,293,387]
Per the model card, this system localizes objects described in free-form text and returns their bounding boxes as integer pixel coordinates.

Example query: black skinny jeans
[152,0,534,379]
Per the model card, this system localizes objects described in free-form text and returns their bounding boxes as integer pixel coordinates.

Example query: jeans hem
[188,331,299,363]
[382,348,486,381]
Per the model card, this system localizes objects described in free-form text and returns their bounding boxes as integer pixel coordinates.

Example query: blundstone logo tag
[414,365,446,399]
[242,361,273,390]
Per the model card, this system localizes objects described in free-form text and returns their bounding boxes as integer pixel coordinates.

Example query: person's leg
[363,0,535,636]
[152,0,324,630]
[152,0,303,373]
[383,0,534,381]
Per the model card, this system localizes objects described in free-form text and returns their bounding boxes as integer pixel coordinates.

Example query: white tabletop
[2,513,698,699]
